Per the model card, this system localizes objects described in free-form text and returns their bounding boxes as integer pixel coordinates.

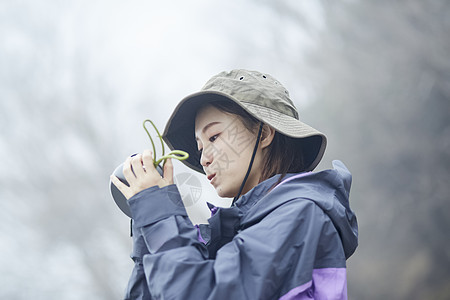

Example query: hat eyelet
[239,76,244,80]
[262,75,267,78]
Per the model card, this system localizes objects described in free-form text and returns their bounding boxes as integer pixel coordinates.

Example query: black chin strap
[232,122,264,205]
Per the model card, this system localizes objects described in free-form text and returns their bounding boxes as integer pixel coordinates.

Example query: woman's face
[195,105,264,198]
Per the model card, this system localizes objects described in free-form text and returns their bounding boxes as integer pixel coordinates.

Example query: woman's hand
[110,149,174,200]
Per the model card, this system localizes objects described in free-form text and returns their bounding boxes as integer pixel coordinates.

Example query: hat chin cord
[232,122,264,205]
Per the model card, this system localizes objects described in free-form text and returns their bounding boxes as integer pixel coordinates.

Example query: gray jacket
[124,160,358,299]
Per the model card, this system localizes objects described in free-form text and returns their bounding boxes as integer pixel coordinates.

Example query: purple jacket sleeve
[125,184,348,299]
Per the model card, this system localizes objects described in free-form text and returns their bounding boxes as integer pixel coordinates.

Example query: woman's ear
[260,124,275,149]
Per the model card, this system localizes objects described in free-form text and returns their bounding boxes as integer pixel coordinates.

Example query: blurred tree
[298,0,450,299]
[0,2,133,299]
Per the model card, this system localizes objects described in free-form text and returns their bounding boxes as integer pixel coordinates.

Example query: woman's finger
[142,149,159,176]
[163,158,174,184]
[131,153,145,177]
[122,156,135,181]
[110,174,131,198]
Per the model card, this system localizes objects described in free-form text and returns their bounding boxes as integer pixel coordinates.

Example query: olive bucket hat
[162,69,327,174]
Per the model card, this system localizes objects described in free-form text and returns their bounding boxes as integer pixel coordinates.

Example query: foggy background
[1,0,449,299]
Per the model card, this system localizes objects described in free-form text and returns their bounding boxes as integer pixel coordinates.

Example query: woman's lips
[207,173,216,181]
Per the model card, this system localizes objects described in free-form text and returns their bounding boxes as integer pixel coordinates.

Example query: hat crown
[201,69,299,120]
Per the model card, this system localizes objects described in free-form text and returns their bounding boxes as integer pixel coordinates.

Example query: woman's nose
[200,148,213,167]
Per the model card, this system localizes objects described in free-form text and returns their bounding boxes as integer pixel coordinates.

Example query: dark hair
[206,99,305,183]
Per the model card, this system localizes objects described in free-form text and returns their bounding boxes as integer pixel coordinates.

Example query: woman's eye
[209,134,219,142]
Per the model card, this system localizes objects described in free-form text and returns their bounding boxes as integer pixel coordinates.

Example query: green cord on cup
[143,119,189,167]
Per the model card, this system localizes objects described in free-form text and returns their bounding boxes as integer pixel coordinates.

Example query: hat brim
[162,91,326,174]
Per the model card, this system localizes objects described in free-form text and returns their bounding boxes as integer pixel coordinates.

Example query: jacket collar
[205,172,308,258]
[233,173,300,212]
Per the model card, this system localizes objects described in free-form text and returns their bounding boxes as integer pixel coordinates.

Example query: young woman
[111,69,358,300]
